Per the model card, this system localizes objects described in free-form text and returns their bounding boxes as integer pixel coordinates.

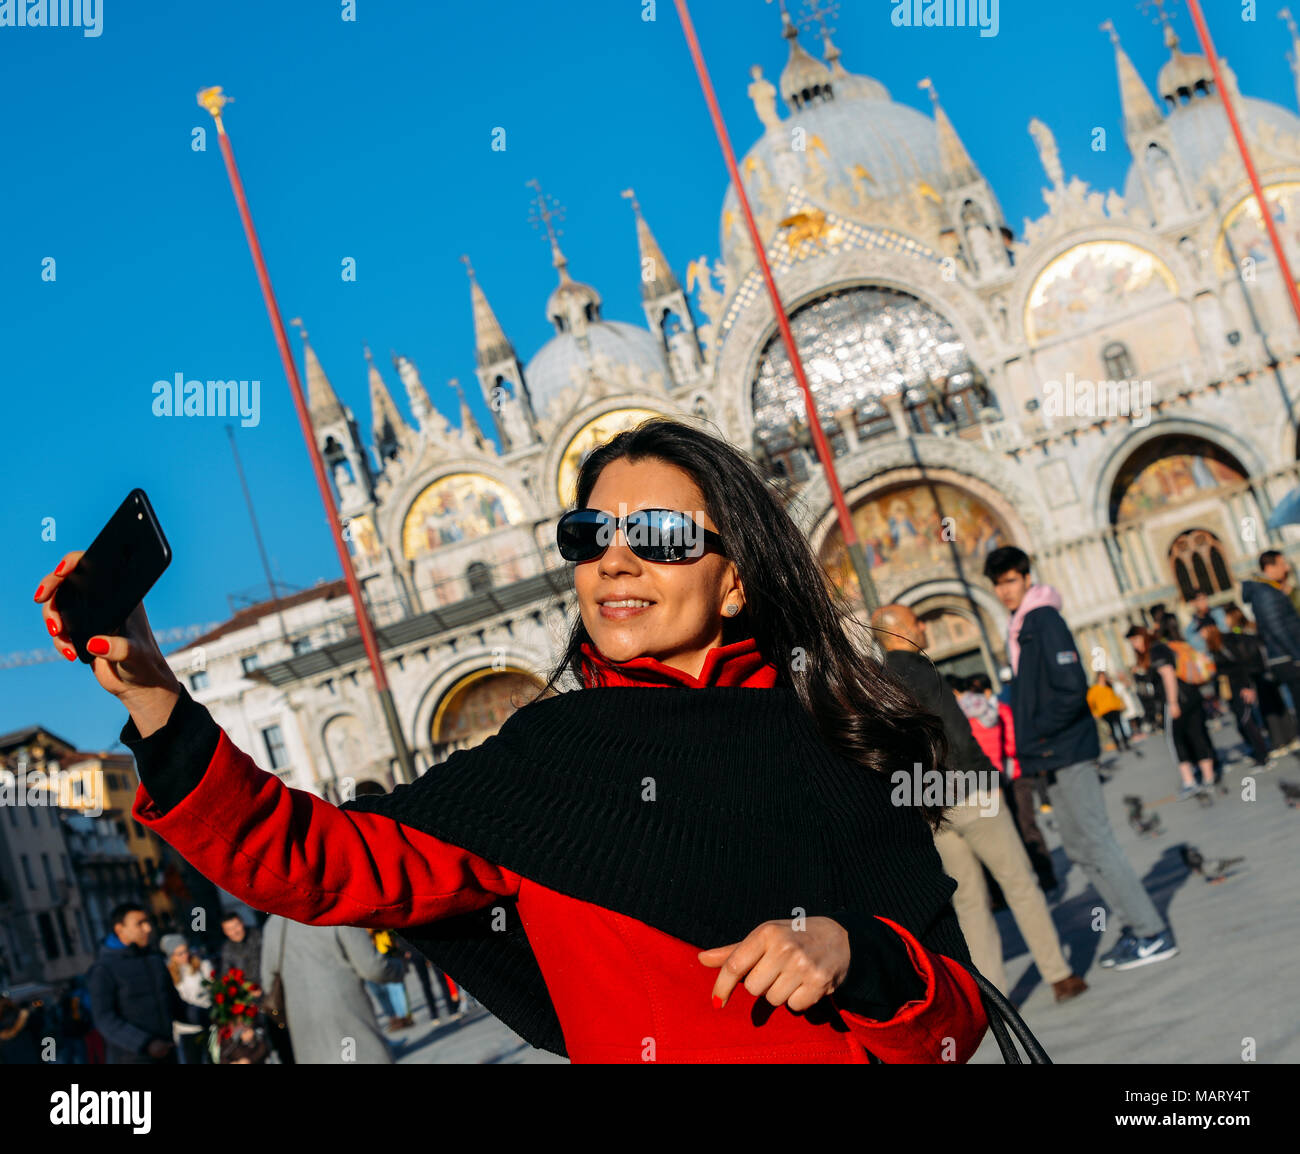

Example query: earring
[725,603,740,616]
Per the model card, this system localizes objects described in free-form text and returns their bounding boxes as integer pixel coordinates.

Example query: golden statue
[196,86,232,119]
[779,209,830,251]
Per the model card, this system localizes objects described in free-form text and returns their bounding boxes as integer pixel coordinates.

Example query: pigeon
[1180,844,1245,884]
[1123,795,1162,836]
[1280,780,1300,808]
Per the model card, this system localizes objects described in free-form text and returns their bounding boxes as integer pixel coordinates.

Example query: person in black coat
[1241,551,1300,720]
[1201,622,1271,766]
[86,902,193,1064]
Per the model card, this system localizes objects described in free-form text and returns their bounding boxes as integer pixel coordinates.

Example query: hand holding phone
[34,489,183,713]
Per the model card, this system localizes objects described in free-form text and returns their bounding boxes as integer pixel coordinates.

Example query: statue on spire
[748,65,782,130]
[1028,118,1065,190]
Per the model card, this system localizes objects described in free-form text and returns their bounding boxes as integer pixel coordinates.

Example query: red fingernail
[46,618,59,636]
[34,584,44,601]
[62,647,76,661]
[87,638,110,656]
[712,995,723,1010]
[54,561,65,575]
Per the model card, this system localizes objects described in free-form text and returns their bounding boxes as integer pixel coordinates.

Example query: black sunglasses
[556,508,726,564]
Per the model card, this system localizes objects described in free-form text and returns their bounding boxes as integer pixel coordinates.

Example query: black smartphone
[55,489,172,664]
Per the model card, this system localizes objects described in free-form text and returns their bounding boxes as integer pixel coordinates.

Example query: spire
[450,378,490,453]
[1153,5,1214,106]
[918,78,978,187]
[290,318,347,426]
[1284,7,1300,112]
[527,178,572,285]
[777,2,833,110]
[1101,19,1163,134]
[621,189,680,302]
[365,345,409,451]
[462,255,515,368]
[394,352,445,434]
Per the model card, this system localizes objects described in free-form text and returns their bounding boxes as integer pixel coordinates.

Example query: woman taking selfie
[35,418,986,1063]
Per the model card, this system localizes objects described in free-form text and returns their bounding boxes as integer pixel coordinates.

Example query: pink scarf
[1008,583,1063,675]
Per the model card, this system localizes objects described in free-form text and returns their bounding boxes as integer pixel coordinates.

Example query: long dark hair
[528,418,950,828]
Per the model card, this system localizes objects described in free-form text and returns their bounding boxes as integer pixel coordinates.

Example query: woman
[1086,673,1130,752]
[34,419,986,1063]
[1224,604,1297,756]
[1200,623,1271,767]
[161,933,213,1065]
[1125,625,1215,798]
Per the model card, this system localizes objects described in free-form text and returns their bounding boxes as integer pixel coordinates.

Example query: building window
[21,854,35,889]
[133,820,144,840]
[1169,529,1233,599]
[42,853,57,900]
[241,654,260,675]
[6,804,15,827]
[1103,341,1136,380]
[189,670,210,692]
[61,853,71,882]
[37,911,60,960]
[55,909,74,956]
[75,907,90,951]
[29,804,39,827]
[467,561,493,595]
[262,726,289,770]
[291,637,313,656]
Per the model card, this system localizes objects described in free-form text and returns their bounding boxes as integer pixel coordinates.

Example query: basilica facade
[170,12,1300,796]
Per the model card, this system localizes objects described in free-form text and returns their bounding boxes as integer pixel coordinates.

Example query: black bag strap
[964,965,1052,1064]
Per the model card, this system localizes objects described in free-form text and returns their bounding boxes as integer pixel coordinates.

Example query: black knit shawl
[340,685,967,1058]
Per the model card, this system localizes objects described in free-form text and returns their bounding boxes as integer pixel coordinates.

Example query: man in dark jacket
[1241,550,1300,726]
[871,604,1086,1002]
[86,903,189,1064]
[984,547,1177,973]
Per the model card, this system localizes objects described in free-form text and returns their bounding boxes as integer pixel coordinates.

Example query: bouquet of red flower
[202,968,262,1043]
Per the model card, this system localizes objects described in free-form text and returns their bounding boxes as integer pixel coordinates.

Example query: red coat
[133,638,986,1063]
[968,699,1021,781]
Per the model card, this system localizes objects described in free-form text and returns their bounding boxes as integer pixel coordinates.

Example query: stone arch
[410,650,551,765]
[804,460,1034,614]
[1089,418,1262,529]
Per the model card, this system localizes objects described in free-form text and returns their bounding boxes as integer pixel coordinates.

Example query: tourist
[984,546,1176,972]
[39,418,991,1063]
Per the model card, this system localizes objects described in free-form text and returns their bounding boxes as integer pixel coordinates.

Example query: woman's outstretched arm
[125,685,521,928]
[35,551,520,930]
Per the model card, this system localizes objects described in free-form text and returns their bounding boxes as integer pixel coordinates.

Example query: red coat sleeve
[830,917,988,1063]
[131,728,521,928]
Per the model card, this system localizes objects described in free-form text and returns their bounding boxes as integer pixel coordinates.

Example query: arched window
[467,561,493,595]
[1168,529,1232,599]
[1103,341,1136,379]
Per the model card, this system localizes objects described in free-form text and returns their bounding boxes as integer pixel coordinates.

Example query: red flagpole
[196,87,416,786]
[1185,0,1300,344]
[673,0,880,613]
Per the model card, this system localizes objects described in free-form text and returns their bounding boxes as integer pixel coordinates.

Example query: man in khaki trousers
[872,605,1087,1002]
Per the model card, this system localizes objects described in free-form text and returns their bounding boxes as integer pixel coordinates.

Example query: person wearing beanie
[162,933,213,1065]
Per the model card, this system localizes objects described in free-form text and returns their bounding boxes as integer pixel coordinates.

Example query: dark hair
[983,545,1030,582]
[1125,624,1153,671]
[1260,550,1284,570]
[531,418,950,828]
[109,902,148,929]
[966,673,992,695]
[944,674,967,693]
[352,780,387,797]
[219,910,245,925]
[1157,616,1181,642]
[1187,589,1208,603]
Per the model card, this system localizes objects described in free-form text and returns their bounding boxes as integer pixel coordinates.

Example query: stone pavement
[971,718,1300,1064]
[381,717,1297,1065]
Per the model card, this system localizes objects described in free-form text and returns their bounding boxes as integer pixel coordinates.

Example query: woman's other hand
[35,550,183,735]
[698,917,850,1013]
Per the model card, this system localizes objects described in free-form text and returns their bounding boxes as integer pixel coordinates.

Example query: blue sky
[2,0,1296,749]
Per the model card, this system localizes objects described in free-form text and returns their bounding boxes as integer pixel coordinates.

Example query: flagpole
[196,87,417,787]
[672,0,880,616]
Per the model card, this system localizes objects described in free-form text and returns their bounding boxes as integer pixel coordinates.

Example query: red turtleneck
[133,637,986,1063]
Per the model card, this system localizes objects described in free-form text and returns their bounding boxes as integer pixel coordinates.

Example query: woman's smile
[597,595,656,620]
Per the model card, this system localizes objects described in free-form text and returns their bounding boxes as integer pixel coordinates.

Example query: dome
[1123,93,1300,210]
[721,97,944,266]
[524,321,670,419]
